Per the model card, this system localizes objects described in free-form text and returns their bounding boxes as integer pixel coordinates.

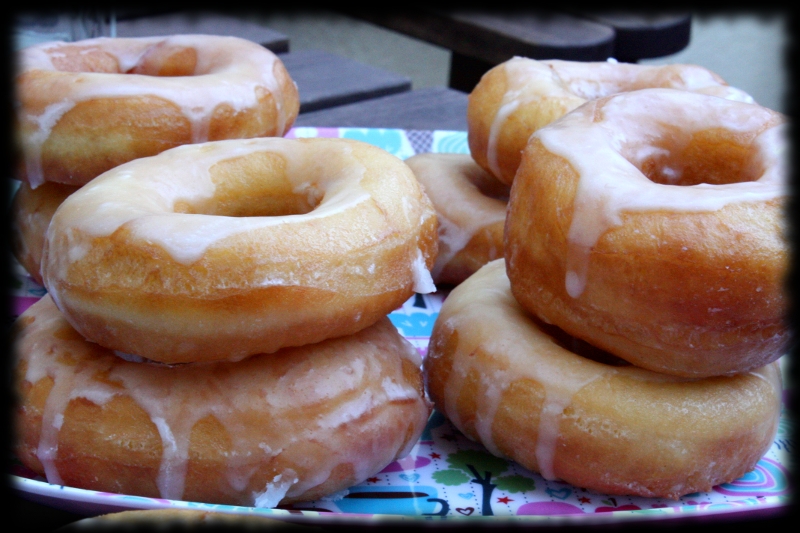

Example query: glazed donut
[424,259,782,499]
[15,295,431,507]
[505,89,788,378]
[15,35,300,188]
[468,57,756,184]
[405,153,509,285]
[42,137,438,364]
[11,180,78,285]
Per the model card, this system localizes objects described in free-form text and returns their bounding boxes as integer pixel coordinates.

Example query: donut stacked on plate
[12,34,302,284]
[424,58,788,499]
[12,36,436,507]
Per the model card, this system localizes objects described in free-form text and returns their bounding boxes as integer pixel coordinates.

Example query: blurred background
[252,10,788,114]
[13,10,788,114]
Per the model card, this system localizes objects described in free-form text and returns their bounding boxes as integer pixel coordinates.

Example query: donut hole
[174,151,320,217]
[467,166,511,201]
[127,44,199,77]
[47,45,120,73]
[636,128,763,186]
[535,317,630,367]
[46,42,200,77]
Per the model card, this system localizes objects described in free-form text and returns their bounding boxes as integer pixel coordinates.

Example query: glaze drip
[438,260,615,479]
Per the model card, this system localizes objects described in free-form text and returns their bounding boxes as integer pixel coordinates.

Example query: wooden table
[279,50,411,113]
[339,10,692,92]
[115,11,290,52]
[295,87,468,131]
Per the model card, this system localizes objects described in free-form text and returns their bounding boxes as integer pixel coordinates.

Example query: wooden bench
[294,87,468,131]
[278,50,411,113]
[339,10,692,92]
[115,11,289,52]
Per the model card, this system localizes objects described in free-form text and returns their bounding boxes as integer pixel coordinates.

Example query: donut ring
[11,180,79,285]
[41,137,438,364]
[505,89,788,378]
[14,295,431,507]
[15,35,300,188]
[468,57,756,184]
[424,260,782,499]
[405,153,509,286]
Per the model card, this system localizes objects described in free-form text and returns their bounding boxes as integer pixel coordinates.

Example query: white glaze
[22,101,75,189]
[412,248,436,294]
[253,472,298,508]
[485,58,550,177]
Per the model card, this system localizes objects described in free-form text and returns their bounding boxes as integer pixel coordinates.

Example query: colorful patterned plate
[8,128,792,526]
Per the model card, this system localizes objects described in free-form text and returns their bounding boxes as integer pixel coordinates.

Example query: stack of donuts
[12,35,436,507]
[424,58,788,499]
[12,33,302,284]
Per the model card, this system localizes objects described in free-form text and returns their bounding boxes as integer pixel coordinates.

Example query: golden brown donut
[11,180,78,285]
[468,57,756,184]
[42,137,438,364]
[405,153,509,285]
[14,295,432,507]
[15,35,300,188]
[424,259,783,499]
[505,89,788,378]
